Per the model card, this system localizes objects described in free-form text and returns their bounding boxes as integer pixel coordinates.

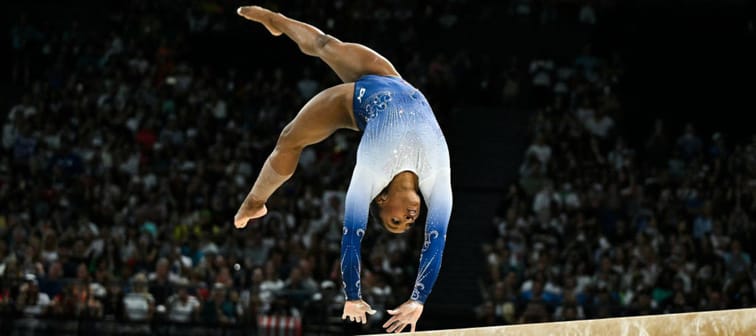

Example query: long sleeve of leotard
[339,165,374,301]
[411,170,453,304]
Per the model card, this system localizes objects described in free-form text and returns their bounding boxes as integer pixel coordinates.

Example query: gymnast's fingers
[388,321,406,333]
[383,315,399,329]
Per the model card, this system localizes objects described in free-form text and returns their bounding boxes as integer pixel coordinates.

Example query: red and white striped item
[257,315,302,336]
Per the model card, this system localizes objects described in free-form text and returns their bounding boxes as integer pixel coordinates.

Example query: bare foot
[234,204,268,229]
[237,6,282,36]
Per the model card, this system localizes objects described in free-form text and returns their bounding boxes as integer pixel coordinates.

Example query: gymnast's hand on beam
[342,299,377,325]
[383,300,424,333]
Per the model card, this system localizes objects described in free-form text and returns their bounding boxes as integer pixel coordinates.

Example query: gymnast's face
[376,189,421,234]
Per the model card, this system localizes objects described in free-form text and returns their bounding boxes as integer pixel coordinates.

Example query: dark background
[4,0,755,141]
[3,0,755,333]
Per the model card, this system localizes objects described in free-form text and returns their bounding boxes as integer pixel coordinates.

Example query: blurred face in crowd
[108,282,121,296]
[731,240,742,254]
[563,306,577,320]
[77,263,89,281]
[26,281,39,295]
[252,268,263,284]
[48,262,63,279]
[212,287,226,302]
[133,278,147,293]
[178,287,188,302]
[264,261,278,280]
[156,260,169,279]
[289,267,302,285]
[673,291,686,306]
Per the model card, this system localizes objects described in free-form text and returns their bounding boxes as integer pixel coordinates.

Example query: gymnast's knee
[275,125,305,152]
[301,33,336,56]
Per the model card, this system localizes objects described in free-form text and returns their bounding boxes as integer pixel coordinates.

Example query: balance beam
[379,308,756,335]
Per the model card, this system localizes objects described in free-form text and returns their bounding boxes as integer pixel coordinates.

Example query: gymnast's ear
[373,186,390,206]
[369,197,385,226]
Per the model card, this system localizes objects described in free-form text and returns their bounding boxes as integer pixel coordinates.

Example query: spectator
[625,289,657,316]
[645,119,672,168]
[575,44,600,82]
[665,290,693,313]
[699,283,728,311]
[201,283,236,325]
[557,183,581,210]
[166,280,200,323]
[123,273,155,322]
[692,202,714,240]
[722,240,751,280]
[82,283,105,319]
[240,267,264,320]
[16,274,51,317]
[501,70,521,107]
[519,301,550,323]
[583,108,614,139]
[282,266,318,313]
[149,257,182,307]
[518,278,561,313]
[578,2,598,25]
[102,279,125,320]
[532,181,560,224]
[677,123,703,161]
[519,153,547,195]
[38,261,64,299]
[259,261,285,314]
[526,133,552,165]
[607,137,632,171]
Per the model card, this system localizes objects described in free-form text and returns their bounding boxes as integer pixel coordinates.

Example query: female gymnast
[234,6,452,333]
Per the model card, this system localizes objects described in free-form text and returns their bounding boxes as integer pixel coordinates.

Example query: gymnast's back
[351,74,450,188]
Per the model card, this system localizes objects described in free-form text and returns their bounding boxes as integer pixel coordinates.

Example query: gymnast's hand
[383,300,424,333]
[342,299,377,325]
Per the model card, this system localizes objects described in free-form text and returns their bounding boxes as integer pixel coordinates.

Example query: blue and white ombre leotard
[340,75,452,304]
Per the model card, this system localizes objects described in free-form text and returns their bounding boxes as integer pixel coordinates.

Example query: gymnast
[234,6,452,333]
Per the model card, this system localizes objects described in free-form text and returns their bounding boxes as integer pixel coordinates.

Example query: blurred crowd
[2,0,484,333]
[477,41,756,324]
[7,0,751,334]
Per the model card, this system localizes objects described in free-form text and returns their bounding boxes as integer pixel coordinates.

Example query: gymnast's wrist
[345,293,361,301]
[409,294,427,304]
[344,289,361,301]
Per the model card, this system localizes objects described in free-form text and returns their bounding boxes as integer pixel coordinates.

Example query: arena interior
[3,0,756,335]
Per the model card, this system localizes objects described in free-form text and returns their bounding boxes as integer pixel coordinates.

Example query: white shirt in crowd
[533,188,560,213]
[526,143,552,164]
[123,292,154,321]
[584,115,614,138]
[167,295,200,323]
[259,279,285,310]
[22,293,51,316]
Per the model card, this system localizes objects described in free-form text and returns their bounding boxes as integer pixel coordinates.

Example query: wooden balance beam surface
[373,308,756,335]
